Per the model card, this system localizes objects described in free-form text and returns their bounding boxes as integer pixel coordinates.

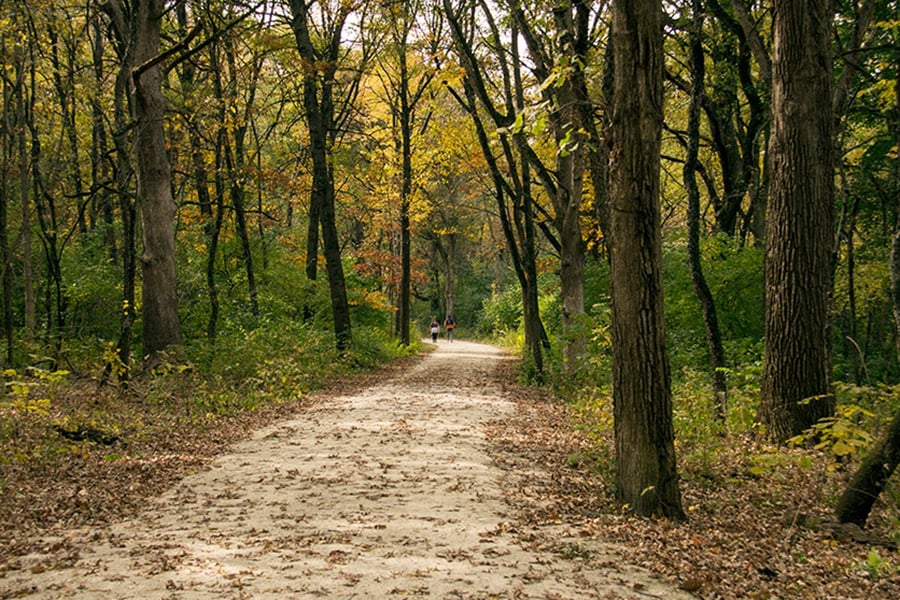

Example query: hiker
[430,317,440,343]
[444,315,456,342]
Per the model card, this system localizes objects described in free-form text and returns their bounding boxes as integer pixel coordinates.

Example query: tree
[173,1,220,341]
[683,0,727,420]
[507,0,592,372]
[758,0,835,442]
[443,0,549,378]
[288,0,367,351]
[702,0,770,242]
[608,0,684,520]
[132,0,184,361]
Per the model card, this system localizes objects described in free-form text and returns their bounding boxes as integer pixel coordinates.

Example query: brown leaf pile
[488,363,900,599]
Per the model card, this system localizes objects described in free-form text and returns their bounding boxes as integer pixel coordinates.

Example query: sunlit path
[2,341,689,599]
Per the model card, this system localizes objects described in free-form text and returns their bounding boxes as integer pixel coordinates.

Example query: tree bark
[101,0,138,381]
[0,53,12,364]
[759,0,835,442]
[398,24,413,346]
[609,0,685,520]
[132,0,184,361]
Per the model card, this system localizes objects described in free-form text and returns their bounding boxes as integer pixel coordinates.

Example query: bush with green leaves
[662,233,765,377]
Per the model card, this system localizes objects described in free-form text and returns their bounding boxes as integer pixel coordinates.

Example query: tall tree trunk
[132,0,183,361]
[0,57,12,365]
[223,35,259,318]
[223,136,259,317]
[99,0,138,382]
[843,206,861,383]
[759,0,835,442]
[685,0,727,421]
[289,0,353,350]
[207,129,226,342]
[609,0,685,520]
[14,33,35,336]
[511,31,548,377]
[398,46,412,346]
[443,233,456,321]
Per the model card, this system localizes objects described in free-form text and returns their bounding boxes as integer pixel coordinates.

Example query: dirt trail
[1,341,691,599]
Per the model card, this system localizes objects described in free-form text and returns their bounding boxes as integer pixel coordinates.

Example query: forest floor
[1,340,898,599]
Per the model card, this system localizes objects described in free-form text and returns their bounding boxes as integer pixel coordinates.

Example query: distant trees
[375,0,440,346]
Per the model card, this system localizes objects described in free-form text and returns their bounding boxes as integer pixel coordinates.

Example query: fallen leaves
[0,354,426,567]
[2,352,897,599]
[487,360,900,600]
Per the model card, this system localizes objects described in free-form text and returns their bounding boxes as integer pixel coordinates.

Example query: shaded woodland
[1,0,900,593]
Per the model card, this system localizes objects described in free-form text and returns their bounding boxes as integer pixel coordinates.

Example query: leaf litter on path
[1,341,688,599]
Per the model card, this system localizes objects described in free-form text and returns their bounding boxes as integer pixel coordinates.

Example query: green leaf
[511,111,525,135]
[832,439,854,456]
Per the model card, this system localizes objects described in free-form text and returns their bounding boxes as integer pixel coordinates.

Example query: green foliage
[63,253,123,341]
[788,403,876,470]
[786,383,900,473]
[478,284,523,338]
[671,371,727,477]
[0,369,75,466]
[662,234,765,376]
[864,548,896,581]
[718,360,764,431]
[567,390,615,482]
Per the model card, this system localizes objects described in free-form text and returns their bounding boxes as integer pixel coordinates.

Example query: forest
[1,0,900,597]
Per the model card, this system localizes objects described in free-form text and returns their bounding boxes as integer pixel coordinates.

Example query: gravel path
[1,340,691,599]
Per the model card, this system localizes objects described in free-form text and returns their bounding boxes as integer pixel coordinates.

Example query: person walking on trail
[444,315,456,342]
[430,318,440,343]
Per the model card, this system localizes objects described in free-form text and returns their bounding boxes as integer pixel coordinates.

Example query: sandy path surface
[1,340,691,599]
